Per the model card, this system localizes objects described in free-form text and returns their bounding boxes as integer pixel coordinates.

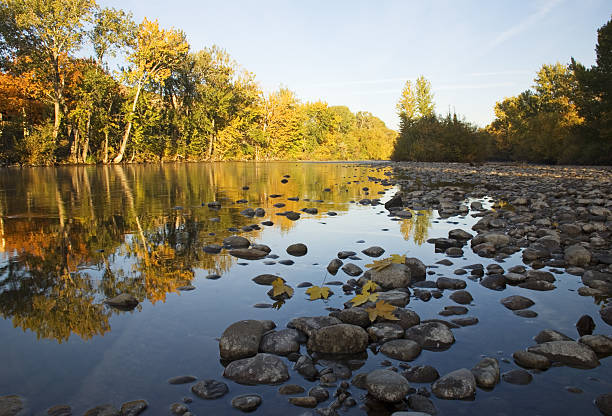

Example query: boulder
[431,369,476,400]
[366,369,411,402]
[219,320,265,360]
[223,353,290,385]
[527,341,600,368]
[307,324,368,354]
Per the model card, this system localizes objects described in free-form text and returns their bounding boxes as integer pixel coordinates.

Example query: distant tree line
[393,16,612,165]
[0,0,396,165]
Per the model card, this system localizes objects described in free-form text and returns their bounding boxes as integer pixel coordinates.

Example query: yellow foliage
[271,277,294,298]
[366,300,399,322]
[305,285,331,300]
[350,291,379,306]
[365,254,406,272]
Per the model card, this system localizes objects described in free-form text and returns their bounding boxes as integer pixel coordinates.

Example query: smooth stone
[104,293,139,310]
[120,400,148,416]
[512,351,551,370]
[436,277,466,290]
[564,244,591,267]
[449,290,473,304]
[368,322,405,342]
[534,329,573,343]
[500,295,534,311]
[308,386,330,402]
[231,395,262,412]
[601,305,612,326]
[394,309,421,329]
[307,324,368,354]
[377,289,411,307]
[330,308,370,328]
[578,335,612,355]
[502,369,533,385]
[362,246,385,257]
[251,243,271,253]
[514,310,538,318]
[229,248,268,260]
[83,405,120,416]
[203,244,222,254]
[294,355,318,379]
[278,385,305,395]
[471,357,500,389]
[169,403,188,415]
[223,235,250,248]
[576,315,596,336]
[342,263,363,277]
[191,380,229,399]
[366,369,411,402]
[288,316,342,337]
[259,329,301,356]
[438,306,468,316]
[223,354,290,385]
[406,394,437,415]
[431,368,476,400]
[287,243,308,257]
[504,272,527,283]
[404,322,455,351]
[527,341,600,368]
[595,393,612,416]
[451,316,479,326]
[47,405,71,416]
[219,320,265,360]
[449,229,473,241]
[518,280,556,291]
[405,258,427,281]
[380,339,422,361]
[327,259,343,274]
[0,396,23,416]
[288,397,317,408]
[480,275,506,291]
[367,263,411,288]
[168,375,197,385]
[252,274,284,285]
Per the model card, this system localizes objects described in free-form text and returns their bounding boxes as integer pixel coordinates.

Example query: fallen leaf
[350,291,379,306]
[272,278,294,298]
[365,257,393,272]
[362,280,379,293]
[272,300,285,309]
[390,254,406,264]
[366,300,399,322]
[305,285,331,300]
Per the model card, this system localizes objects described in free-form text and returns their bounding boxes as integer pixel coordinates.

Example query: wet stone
[404,322,455,351]
[451,316,479,326]
[500,295,534,311]
[514,310,538,318]
[279,385,305,395]
[288,396,318,408]
[431,368,476,400]
[342,263,363,277]
[527,341,600,369]
[576,315,596,336]
[191,380,229,399]
[471,357,500,389]
[83,405,120,416]
[436,277,466,290]
[362,246,385,257]
[595,393,612,416]
[47,405,71,416]
[449,290,473,304]
[308,386,330,402]
[120,400,148,416]
[407,394,438,415]
[169,403,188,415]
[223,353,290,385]
[365,369,411,402]
[231,395,262,412]
[287,243,308,256]
[0,396,23,416]
[502,369,533,385]
[168,375,197,385]
[379,339,422,361]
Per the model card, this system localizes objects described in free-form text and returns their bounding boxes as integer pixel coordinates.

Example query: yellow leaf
[362,280,379,293]
[272,278,294,298]
[272,300,285,309]
[365,300,400,322]
[365,257,393,272]
[390,254,406,264]
[350,291,379,306]
[305,286,331,300]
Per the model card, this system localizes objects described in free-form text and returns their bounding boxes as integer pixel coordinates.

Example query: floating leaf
[305,286,331,300]
[351,291,379,306]
[362,280,379,293]
[272,278,294,298]
[390,254,406,264]
[366,300,400,322]
[272,300,285,309]
[365,257,393,272]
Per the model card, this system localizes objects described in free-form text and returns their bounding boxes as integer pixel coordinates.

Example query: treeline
[393,16,612,165]
[0,0,396,165]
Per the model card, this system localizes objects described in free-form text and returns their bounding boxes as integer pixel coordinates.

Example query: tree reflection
[399,210,433,245]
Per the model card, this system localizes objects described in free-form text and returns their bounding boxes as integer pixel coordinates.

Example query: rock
[203,244,222,254]
[518,280,556,291]
[288,316,342,337]
[513,350,551,369]
[223,235,250,248]
[449,290,473,304]
[231,395,262,412]
[366,263,411,288]
[308,386,329,402]
[362,246,385,257]
[251,244,271,253]
[294,355,318,379]
[595,393,612,416]
[219,320,265,360]
[385,192,403,210]
[169,403,188,415]
[394,309,421,329]
[104,293,139,310]
[601,305,612,326]
[502,369,532,385]
[229,248,268,260]
[254,208,266,217]
[368,322,405,342]
[327,259,343,275]
[514,310,538,318]
[252,274,284,285]
[278,385,305,395]
[223,353,290,385]
[407,394,437,415]
[527,341,600,368]
[83,405,120,416]
[404,322,455,351]
[576,315,596,336]
[436,277,466,290]
[288,397,317,408]
[578,335,612,355]
[480,275,506,291]
[525,270,555,282]
[451,317,479,326]
[377,289,410,307]
[582,271,612,294]
[403,365,440,383]
[405,258,427,281]
[338,251,356,259]
[286,211,300,220]
[379,339,422,361]
[449,229,473,241]
[445,247,464,257]
[307,324,368,354]
[504,272,527,283]
[431,368,476,400]
[500,295,534,311]
[438,306,468,316]
[471,357,500,389]
[0,396,23,416]
[366,369,411,402]
[287,243,308,256]
[47,405,71,416]
[191,380,229,399]
[564,244,591,267]
[534,329,573,343]
[167,375,197,384]
[330,308,370,327]
[120,400,148,416]
[259,329,301,356]
[342,263,363,277]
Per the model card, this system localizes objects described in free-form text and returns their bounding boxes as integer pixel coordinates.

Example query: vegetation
[0,0,396,165]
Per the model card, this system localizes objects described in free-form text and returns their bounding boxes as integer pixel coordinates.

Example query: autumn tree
[113,18,188,163]
[397,75,435,124]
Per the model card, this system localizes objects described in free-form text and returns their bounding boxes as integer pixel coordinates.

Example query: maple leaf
[305,286,331,300]
[366,300,400,322]
[390,254,406,264]
[272,300,285,309]
[362,280,379,293]
[365,257,393,272]
[271,278,294,298]
[350,291,379,306]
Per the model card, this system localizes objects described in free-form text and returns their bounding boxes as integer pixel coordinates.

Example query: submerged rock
[191,380,229,399]
[231,394,262,412]
[431,368,476,400]
[104,293,138,310]
[366,369,411,402]
[379,339,422,361]
[223,353,290,385]
[219,320,265,361]
[471,357,499,389]
[404,322,455,351]
[527,341,600,368]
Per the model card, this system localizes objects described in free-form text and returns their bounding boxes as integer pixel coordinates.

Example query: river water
[0,162,609,415]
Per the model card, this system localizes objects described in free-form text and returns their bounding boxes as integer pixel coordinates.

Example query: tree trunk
[113,80,144,163]
[53,99,61,141]
[207,119,215,160]
[70,128,79,163]
[103,131,109,164]
[81,113,91,163]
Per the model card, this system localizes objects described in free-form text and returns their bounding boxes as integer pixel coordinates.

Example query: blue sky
[98,0,610,130]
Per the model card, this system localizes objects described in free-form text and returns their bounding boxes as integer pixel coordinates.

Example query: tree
[397,75,435,125]
[113,18,188,163]
[397,80,416,122]
[89,7,136,68]
[4,0,96,142]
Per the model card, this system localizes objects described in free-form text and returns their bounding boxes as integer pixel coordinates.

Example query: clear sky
[98,0,610,130]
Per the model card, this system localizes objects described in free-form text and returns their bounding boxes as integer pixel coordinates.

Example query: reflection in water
[399,210,433,245]
[0,162,417,342]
